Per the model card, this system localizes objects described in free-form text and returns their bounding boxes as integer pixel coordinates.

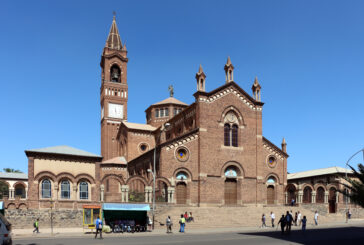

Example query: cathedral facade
[99,16,289,206]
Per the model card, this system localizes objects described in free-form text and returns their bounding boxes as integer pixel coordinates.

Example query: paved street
[13,224,364,245]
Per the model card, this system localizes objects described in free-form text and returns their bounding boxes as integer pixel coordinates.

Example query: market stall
[102,203,150,232]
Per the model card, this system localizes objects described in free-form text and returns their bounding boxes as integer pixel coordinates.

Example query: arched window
[316,187,325,203]
[223,111,239,147]
[110,65,121,83]
[41,179,51,198]
[15,184,26,198]
[79,181,89,200]
[267,176,276,184]
[303,186,312,203]
[224,124,231,146]
[61,180,70,199]
[176,172,188,181]
[232,125,238,147]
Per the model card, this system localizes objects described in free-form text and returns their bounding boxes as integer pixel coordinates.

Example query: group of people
[261,210,320,234]
[165,211,194,233]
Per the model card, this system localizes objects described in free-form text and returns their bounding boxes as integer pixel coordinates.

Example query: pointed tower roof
[282,137,286,145]
[196,64,206,77]
[224,56,234,69]
[105,15,122,50]
[252,77,261,90]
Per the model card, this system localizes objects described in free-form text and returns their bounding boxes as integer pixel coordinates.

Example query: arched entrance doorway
[176,182,187,204]
[329,187,337,213]
[224,167,238,205]
[224,179,237,205]
[128,179,145,202]
[266,177,276,204]
[267,186,275,204]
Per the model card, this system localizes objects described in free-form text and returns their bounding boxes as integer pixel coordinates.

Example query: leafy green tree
[341,164,364,208]
[3,168,22,173]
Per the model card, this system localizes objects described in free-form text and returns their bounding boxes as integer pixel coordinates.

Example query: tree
[3,168,22,173]
[0,181,9,199]
[341,164,364,208]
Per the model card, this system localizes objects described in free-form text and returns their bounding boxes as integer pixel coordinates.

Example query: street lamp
[149,122,170,230]
[345,148,364,215]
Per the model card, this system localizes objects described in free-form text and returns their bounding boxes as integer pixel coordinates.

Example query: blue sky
[1,0,363,174]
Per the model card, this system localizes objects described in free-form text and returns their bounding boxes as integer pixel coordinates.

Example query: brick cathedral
[16,16,289,212]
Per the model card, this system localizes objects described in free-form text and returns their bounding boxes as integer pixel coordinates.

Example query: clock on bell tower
[100,15,128,160]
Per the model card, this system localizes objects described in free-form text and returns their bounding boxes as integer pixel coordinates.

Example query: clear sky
[1,0,363,174]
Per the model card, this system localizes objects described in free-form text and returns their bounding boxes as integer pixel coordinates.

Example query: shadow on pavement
[239,226,364,245]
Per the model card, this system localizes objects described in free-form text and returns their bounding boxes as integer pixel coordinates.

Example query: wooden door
[267,186,275,204]
[329,188,336,213]
[176,182,187,204]
[224,179,237,205]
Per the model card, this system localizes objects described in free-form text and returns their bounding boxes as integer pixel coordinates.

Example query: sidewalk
[12,219,364,239]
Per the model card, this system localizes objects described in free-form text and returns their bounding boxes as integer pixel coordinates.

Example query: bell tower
[100,15,128,160]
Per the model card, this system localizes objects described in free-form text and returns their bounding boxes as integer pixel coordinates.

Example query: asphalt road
[13,226,364,245]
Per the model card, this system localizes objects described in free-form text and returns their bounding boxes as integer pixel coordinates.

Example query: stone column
[125,185,129,202]
[25,188,28,199]
[324,191,329,203]
[145,186,152,203]
[9,188,14,200]
[284,192,288,204]
[121,185,129,202]
[336,191,339,203]
[54,185,59,200]
[167,187,175,204]
[312,191,316,203]
[72,184,78,200]
[298,191,303,204]
[100,184,104,202]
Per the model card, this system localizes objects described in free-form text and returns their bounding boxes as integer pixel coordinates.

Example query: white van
[0,213,12,245]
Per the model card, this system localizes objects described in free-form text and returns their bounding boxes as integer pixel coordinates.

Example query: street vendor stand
[82,204,102,232]
[102,203,150,232]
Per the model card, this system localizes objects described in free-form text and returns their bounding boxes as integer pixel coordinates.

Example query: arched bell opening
[110,65,121,83]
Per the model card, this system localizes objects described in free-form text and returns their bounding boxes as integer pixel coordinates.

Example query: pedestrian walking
[314,211,319,226]
[32,218,39,233]
[95,216,103,239]
[291,198,295,206]
[166,216,172,233]
[294,212,298,226]
[179,214,186,233]
[297,211,302,226]
[277,215,286,235]
[346,209,352,223]
[285,211,293,233]
[261,214,266,228]
[302,216,307,231]
[270,212,275,228]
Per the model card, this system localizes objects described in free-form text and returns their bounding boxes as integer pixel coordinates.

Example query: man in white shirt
[270,212,275,228]
[314,211,319,225]
[297,211,302,226]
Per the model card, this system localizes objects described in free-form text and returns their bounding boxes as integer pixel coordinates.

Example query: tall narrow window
[41,179,51,198]
[232,124,238,147]
[165,108,169,116]
[224,124,230,146]
[79,182,88,200]
[110,65,121,83]
[61,180,70,199]
[155,109,159,118]
[160,108,165,117]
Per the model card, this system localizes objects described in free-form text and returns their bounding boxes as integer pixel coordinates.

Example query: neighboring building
[0,172,28,209]
[287,167,355,213]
